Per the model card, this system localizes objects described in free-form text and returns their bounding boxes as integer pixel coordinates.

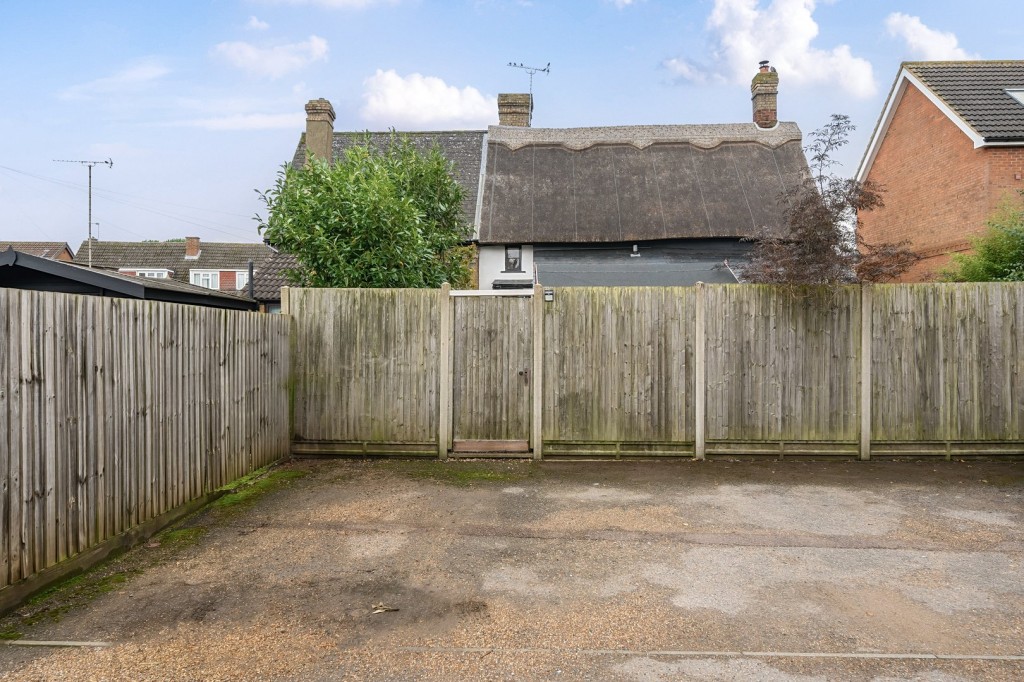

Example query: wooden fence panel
[541,288,696,453]
[0,289,290,591]
[872,284,1024,442]
[289,288,440,450]
[289,284,1023,459]
[704,286,861,445]
[452,296,533,443]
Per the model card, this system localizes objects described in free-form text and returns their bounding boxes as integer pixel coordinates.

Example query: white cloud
[60,60,170,100]
[174,113,306,131]
[611,0,639,7]
[265,0,398,7]
[361,69,498,129]
[213,36,328,79]
[885,13,975,61]
[664,0,876,98]
[246,16,270,30]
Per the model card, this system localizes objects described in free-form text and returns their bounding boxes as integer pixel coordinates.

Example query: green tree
[941,193,1024,282]
[744,114,918,284]
[258,133,473,288]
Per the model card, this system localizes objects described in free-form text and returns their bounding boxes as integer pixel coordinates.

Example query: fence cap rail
[449,289,534,297]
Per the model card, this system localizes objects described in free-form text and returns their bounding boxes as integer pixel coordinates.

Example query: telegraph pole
[54,158,113,267]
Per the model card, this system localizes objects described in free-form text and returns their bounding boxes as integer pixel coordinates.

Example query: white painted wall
[478,244,534,290]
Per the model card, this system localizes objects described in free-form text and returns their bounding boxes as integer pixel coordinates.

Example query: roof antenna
[54,158,113,268]
[507,61,550,97]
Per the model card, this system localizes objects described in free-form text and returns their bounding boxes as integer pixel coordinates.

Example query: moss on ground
[380,459,540,487]
[214,469,307,511]
[157,527,208,548]
[19,571,135,626]
[0,462,310,637]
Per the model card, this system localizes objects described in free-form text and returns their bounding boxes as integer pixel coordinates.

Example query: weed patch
[20,571,135,626]
[214,469,307,511]
[157,527,208,548]
[381,460,539,487]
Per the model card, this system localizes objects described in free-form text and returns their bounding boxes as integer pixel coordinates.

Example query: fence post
[860,284,872,461]
[532,284,544,460]
[438,283,452,460]
[694,282,706,460]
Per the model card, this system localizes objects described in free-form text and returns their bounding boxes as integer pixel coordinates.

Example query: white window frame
[119,268,171,279]
[235,270,250,291]
[504,245,523,273]
[190,269,220,290]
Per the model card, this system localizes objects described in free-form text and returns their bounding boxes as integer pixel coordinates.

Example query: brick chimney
[185,236,201,259]
[751,60,779,129]
[497,93,533,127]
[304,98,336,163]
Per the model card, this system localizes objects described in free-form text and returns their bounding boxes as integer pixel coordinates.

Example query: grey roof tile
[292,131,486,226]
[75,239,275,282]
[252,252,300,300]
[905,61,1024,141]
[0,241,74,259]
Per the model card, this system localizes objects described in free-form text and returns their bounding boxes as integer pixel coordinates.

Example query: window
[504,245,523,272]
[236,270,249,290]
[119,268,170,279]
[190,270,220,290]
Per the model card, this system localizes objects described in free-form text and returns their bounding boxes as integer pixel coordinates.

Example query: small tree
[940,192,1024,282]
[743,114,918,284]
[257,133,473,288]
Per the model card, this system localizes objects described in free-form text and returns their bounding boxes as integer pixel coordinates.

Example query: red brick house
[856,61,1024,281]
[75,236,294,311]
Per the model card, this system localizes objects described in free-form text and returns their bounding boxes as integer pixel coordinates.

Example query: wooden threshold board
[452,439,530,453]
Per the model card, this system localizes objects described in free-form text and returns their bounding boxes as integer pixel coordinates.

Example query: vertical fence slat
[0,291,291,600]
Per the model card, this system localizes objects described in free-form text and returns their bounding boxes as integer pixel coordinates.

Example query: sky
[1,0,1021,248]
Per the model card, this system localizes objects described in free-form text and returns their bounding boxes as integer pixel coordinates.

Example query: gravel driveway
[1,458,1022,681]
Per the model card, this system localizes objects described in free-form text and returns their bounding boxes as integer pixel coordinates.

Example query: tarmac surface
[1,457,1022,681]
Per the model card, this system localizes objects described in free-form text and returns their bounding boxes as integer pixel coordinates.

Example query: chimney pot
[751,61,779,129]
[185,236,201,258]
[497,93,533,127]
[304,98,336,164]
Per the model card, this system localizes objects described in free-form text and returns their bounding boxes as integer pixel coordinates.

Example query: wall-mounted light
[543,288,554,302]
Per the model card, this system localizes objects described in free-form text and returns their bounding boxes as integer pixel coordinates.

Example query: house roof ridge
[487,122,802,151]
[332,129,487,137]
[903,59,1024,68]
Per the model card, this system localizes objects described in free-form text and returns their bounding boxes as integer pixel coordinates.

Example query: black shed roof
[0,248,258,310]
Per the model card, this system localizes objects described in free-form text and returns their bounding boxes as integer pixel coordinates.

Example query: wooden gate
[450,293,533,455]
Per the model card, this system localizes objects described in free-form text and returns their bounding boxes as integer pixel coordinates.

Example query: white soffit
[856,69,986,183]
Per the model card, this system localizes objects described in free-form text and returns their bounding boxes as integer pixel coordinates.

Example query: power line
[0,164,250,218]
[0,163,258,241]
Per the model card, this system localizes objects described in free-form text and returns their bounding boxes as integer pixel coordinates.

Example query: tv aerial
[53,157,113,267]
[507,61,550,97]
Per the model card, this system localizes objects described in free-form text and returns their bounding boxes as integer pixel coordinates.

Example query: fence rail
[288,283,1024,459]
[0,289,291,590]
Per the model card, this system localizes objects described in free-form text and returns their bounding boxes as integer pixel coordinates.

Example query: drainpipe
[248,260,255,308]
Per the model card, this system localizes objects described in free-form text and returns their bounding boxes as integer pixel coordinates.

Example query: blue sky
[1,0,1020,247]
